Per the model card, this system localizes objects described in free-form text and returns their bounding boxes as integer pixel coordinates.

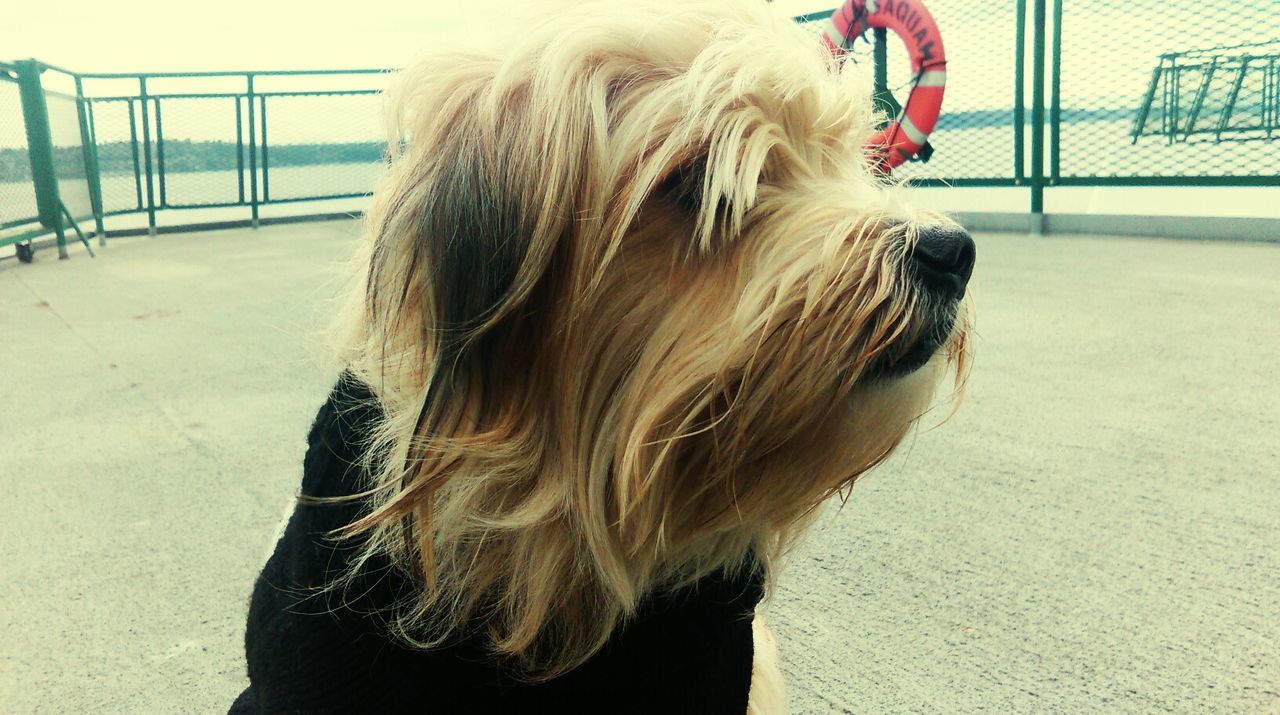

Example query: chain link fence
[2,65,388,252]
[888,0,1022,183]
[46,90,93,221]
[152,95,244,209]
[798,0,1279,190]
[5,3,1278,251]
[1058,3,1278,180]
[0,67,39,233]
[1,62,96,256]
[258,92,384,202]
[88,98,146,215]
[797,0,1026,185]
[798,0,1029,185]
[75,71,388,231]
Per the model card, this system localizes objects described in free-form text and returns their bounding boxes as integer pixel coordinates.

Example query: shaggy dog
[233,1,973,712]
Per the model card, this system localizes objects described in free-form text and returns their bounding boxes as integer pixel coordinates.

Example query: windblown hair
[325,0,971,680]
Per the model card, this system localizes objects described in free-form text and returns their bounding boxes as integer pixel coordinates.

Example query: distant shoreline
[2,105,1275,182]
[0,140,386,182]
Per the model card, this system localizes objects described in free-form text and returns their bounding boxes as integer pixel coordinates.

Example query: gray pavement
[1,222,1277,713]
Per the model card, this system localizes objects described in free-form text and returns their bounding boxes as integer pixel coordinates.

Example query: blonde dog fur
[322,0,971,710]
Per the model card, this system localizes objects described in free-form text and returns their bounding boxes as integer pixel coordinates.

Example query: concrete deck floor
[1,221,1277,713]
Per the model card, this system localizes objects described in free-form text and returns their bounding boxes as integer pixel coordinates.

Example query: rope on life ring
[820,0,947,172]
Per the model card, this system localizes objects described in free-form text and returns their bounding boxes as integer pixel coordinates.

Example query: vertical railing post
[16,60,67,258]
[75,75,106,244]
[138,76,157,236]
[246,73,259,229]
[872,28,895,117]
[1049,0,1062,184]
[1030,0,1046,234]
[127,99,144,211]
[1263,57,1273,137]
[260,95,270,203]
[154,97,167,208]
[1266,57,1276,137]
[86,100,107,245]
[235,97,245,204]
[1014,0,1026,184]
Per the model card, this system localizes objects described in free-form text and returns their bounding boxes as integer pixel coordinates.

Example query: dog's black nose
[909,225,976,299]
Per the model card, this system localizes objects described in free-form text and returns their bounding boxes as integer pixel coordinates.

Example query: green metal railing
[83,69,388,233]
[3,0,1278,260]
[1,61,96,258]
[1,63,387,259]
[799,0,1279,217]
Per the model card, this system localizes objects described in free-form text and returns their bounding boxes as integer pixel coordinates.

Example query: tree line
[0,139,386,182]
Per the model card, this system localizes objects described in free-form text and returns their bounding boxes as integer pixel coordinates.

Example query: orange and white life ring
[821,0,947,171]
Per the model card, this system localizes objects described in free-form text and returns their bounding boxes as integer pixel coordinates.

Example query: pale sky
[3,0,833,73]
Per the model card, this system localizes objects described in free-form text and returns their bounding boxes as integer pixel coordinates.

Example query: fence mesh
[45,90,93,222]
[890,0,1021,182]
[0,76,39,230]
[797,2,1023,183]
[89,98,145,214]
[85,80,386,217]
[259,92,385,202]
[1057,1,1279,178]
[154,95,244,208]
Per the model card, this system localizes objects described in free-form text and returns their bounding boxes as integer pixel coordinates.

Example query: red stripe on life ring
[822,0,947,171]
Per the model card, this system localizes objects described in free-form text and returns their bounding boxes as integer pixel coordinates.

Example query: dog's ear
[365,53,598,389]
[418,124,535,361]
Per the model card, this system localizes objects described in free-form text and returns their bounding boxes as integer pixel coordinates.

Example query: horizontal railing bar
[86,89,382,101]
[92,211,358,239]
[906,177,1022,187]
[261,192,373,204]
[93,92,244,101]
[76,68,392,79]
[0,225,51,248]
[1053,175,1280,187]
[101,204,245,216]
[32,60,80,77]
[163,201,250,210]
[0,208,98,246]
[1,216,42,230]
[256,89,381,97]
[98,193,373,214]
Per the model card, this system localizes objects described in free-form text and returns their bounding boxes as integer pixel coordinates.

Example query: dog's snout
[909,226,976,299]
